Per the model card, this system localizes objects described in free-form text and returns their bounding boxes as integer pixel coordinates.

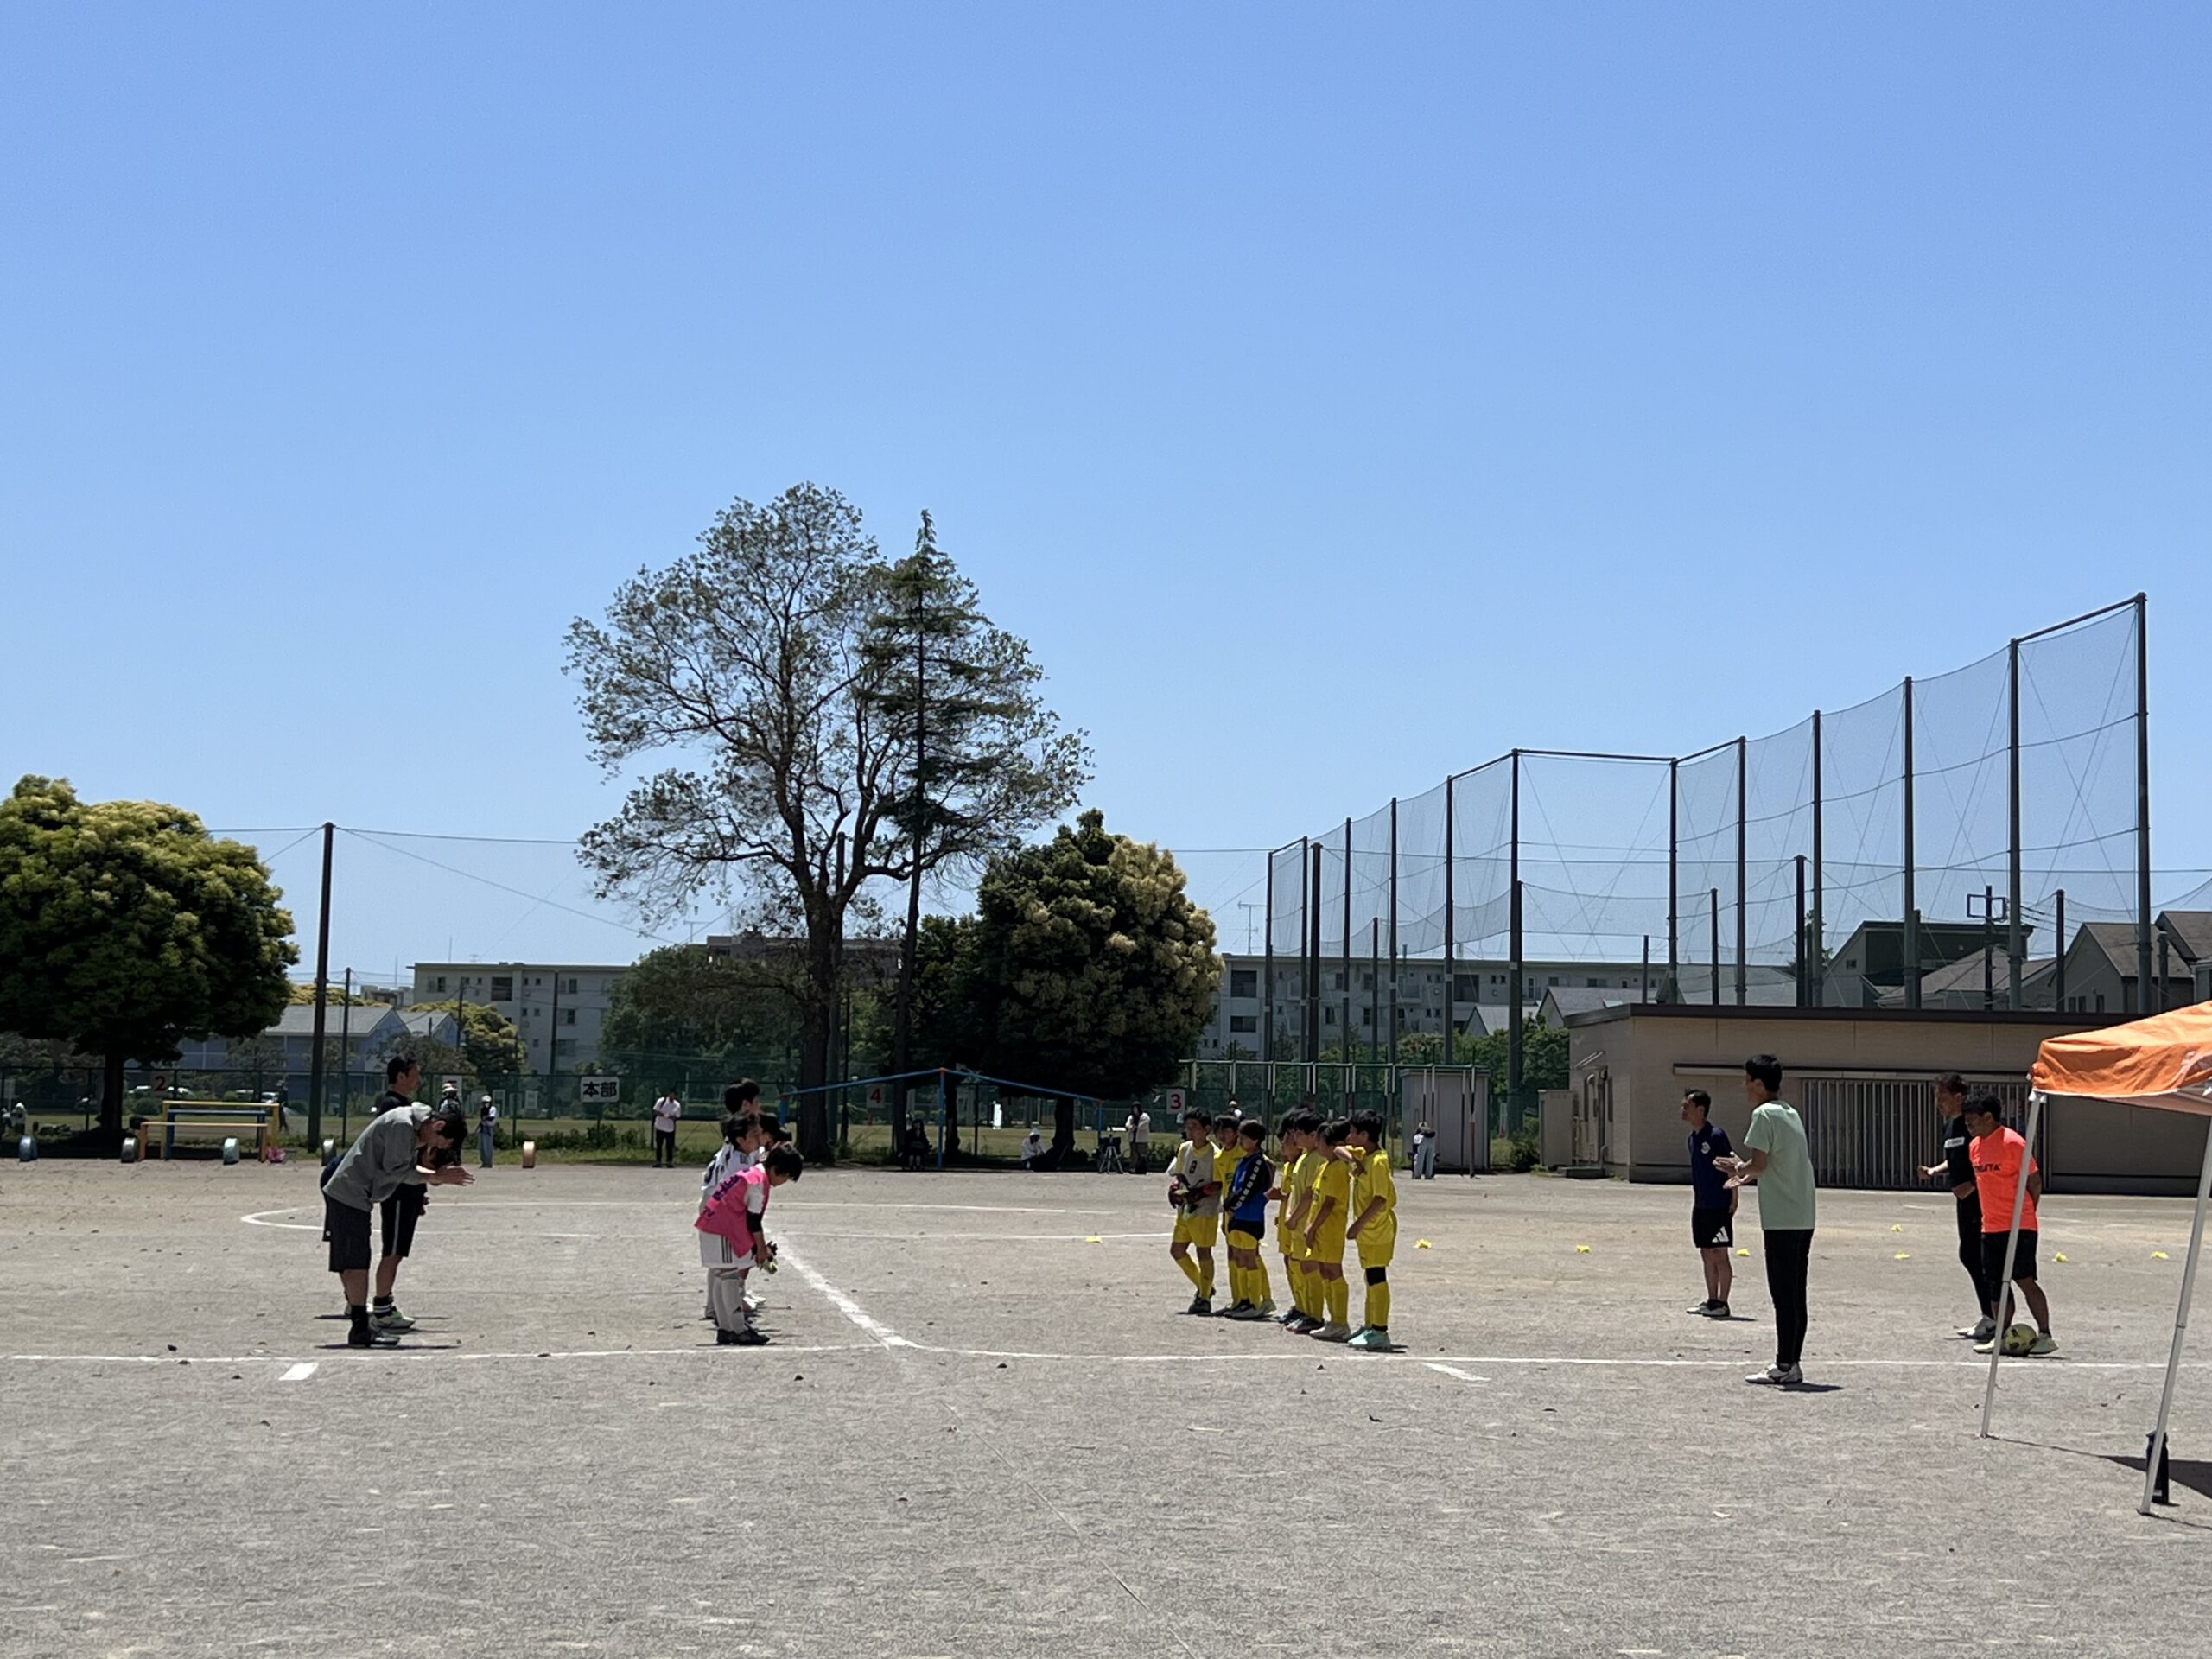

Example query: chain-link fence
[1255,596,2183,1101]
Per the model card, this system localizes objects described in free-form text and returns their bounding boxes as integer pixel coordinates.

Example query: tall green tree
[858,511,1090,1145]
[598,944,804,1077]
[0,776,296,1147]
[567,485,1086,1162]
[406,1001,527,1084]
[928,810,1219,1157]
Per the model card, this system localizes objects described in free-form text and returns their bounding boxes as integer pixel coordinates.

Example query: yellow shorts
[1279,1216,1307,1262]
[1356,1220,1398,1269]
[1306,1224,1347,1266]
[1172,1212,1219,1249]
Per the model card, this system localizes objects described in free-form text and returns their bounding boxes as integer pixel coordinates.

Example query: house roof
[2157,911,2212,965]
[1876,952,2056,1007]
[397,1009,454,1038]
[264,1002,398,1038]
[2069,923,2143,975]
[1540,986,1638,1017]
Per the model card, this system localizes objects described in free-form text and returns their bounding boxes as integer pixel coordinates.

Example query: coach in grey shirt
[322,1102,470,1347]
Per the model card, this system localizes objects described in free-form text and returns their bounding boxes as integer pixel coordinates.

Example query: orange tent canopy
[2030,1001,2212,1116]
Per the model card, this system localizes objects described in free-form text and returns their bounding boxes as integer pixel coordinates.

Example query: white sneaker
[1961,1318,1996,1341]
[2029,1332,2058,1357]
[1745,1363,1803,1385]
[1311,1321,1354,1343]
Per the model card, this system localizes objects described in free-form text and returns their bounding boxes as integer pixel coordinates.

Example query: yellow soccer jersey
[1279,1150,1313,1259]
[1307,1153,1351,1258]
[1353,1147,1398,1264]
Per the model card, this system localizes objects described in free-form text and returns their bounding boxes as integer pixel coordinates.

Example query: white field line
[1427,1363,1491,1382]
[278,1363,318,1382]
[3,1344,880,1366]
[772,1244,913,1348]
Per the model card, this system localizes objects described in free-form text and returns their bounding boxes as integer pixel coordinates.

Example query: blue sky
[3,5,2205,971]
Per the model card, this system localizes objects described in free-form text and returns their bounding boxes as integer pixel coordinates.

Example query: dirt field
[3,1158,2208,1657]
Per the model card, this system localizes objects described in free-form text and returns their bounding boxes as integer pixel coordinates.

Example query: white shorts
[699,1231,754,1271]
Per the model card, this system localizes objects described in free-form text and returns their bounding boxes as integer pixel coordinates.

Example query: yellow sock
[1176,1254,1203,1290]
[1251,1258,1272,1304]
[1365,1281,1390,1331]
[1198,1261,1215,1300]
[1228,1262,1248,1305]
[1325,1275,1349,1326]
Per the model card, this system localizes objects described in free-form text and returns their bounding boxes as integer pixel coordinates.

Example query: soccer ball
[2000,1323,2038,1357]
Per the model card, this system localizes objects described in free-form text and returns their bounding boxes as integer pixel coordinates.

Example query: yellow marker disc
[1084,1235,1103,1243]
[1895,1252,1911,1260]
[1414,1239,1432,1249]
[2053,1252,2069,1263]
[1575,1244,1591,1253]
[1891,1224,1904,1233]
[1737,1249,1750,1257]
[2153,1250,2171,1261]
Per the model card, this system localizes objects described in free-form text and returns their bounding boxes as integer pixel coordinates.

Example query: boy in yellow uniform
[1302,1118,1355,1341]
[1273,1112,1317,1328]
[1344,1109,1399,1351]
[1166,1110,1220,1314]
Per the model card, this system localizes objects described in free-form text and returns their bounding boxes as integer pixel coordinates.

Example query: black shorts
[326,1197,373,1274]
[1691,1205,1735,1249]
[1982,1229,2037,1284]
[1227,1217,1267,1244]
[380,1185,428,1259]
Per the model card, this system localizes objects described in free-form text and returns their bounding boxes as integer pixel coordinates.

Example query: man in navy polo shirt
[1682,1089,1737,1317]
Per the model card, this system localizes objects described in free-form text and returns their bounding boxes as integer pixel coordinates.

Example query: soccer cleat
[1287,1313,1323,1334]
[370,1307,416,1333]
[1688,1300,1719,1316]
[1745,1363,1802,1385]
[1186,1294,1212,1316]
[1707,1302,1730,1319]
[1962,1318,1997,1341]
[1254,1298,1275,1317]
[1272,1306,1300,1325]
[2029,1332,2058,1357]
[715,1328,741,1345]
[1312,1321,1354,1343]
[1347,1327,1391,1351]
[348,1325,401,1349]
[1225,1302,1265,1321]
[732,1326,770,1346]
[1973,1338,1997,1355]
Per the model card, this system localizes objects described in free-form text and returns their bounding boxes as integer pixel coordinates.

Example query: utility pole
[305,823,334,1148]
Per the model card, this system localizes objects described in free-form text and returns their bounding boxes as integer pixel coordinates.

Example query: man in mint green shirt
[1719,1053,1815,1386]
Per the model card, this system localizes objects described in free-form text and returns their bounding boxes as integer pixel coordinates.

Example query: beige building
[1560,1003,2203,1196]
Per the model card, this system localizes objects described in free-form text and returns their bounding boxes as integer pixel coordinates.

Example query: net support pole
[1340,817,1353,1060]
[1262,855,1275,1062]
[1710,888,1721,1007]
[1508,753,1523,1119]
[2055,889,2068,1005]
[1370,917,1381,1065]
[2007,637,2025,1009]
[305,821,334,1151]
[1443,776,1457,1067]
[1666,759,1680,1001]
[1811,710,1824,1009]
[2143,1115,2212,1515]
[1979,1090,2046,1439]
[1795,855,1807,1007]
[1903,676,1920,1011]
[1387,798,1399,1067]
[1307,841,1323,1065]
[2134,593,2153,1014]
[1735,735,1749,1007]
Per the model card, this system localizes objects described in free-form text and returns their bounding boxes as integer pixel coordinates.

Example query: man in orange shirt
[1964,1095,2056,1357]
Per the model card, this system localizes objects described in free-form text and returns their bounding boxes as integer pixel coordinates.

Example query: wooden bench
[139,1103,275,1161]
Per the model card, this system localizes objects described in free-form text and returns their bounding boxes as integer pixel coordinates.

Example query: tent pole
[1979,1090,2045,1438]
[2142,1114,2212,1515]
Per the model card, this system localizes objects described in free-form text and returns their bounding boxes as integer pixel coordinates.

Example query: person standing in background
[477,1094,498,1168]
[652,1087,683,1167]
[1125,1103,1152,1175]
[1920,1072,1996,1342]
[1718,1054,1817,1387]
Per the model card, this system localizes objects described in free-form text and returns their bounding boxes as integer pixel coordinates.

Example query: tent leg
[2142,1116,2212,1515]
[1979,1091,2045,1439]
